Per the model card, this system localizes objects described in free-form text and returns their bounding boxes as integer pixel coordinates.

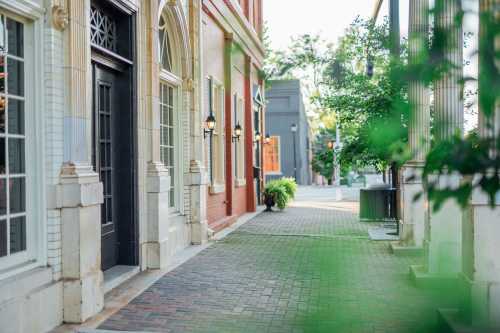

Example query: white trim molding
[0,0,44,20]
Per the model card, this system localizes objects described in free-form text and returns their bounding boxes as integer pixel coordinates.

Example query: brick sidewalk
[100,187,458,333]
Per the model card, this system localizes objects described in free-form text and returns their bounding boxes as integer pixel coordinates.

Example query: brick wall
[233,186,247,216]
[207,192,227,225]
[44,15,65,281]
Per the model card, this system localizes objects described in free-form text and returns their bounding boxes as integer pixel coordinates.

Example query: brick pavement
[100,187,458,333]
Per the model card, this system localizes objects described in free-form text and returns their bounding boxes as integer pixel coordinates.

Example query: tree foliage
[264,2,500,209]
[311,127,336,182]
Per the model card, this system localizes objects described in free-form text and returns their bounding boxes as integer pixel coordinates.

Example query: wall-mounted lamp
[264,133,271,145]
[232,123,242,143]
[327,141,334,150]
[254,131,262,143]
[204,114,216,138]
[290,123,298,133]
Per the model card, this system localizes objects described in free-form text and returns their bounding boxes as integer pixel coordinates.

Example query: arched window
[159,15,173,72]
[158,12,182,211]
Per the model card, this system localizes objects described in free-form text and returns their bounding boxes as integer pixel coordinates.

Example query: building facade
[202,0,265,231]
[264,80,312,185]
[0,0,264,332]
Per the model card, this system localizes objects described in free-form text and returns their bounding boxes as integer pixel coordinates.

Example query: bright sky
[264,1,409,51]
[264,0,478,130]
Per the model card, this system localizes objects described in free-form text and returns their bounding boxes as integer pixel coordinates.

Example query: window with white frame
[0,13,32,268]
[160,83,175,208]
[208,77,225,191]
[205,77,225,191]
[159,13,182,212]
[233,94,245,185]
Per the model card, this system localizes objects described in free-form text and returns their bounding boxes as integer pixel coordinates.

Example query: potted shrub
[263,178,297,212]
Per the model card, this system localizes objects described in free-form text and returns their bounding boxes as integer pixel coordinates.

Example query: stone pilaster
[188,0,209,244]
[59,164,104,323]
[145,162,171,269]
[59,0,104,323]
[189,160,209,244]
[63,0,92,164]
[399,0,430,248]
[189,0,204,164]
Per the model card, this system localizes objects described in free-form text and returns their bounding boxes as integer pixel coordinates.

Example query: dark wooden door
[93,65,118,271]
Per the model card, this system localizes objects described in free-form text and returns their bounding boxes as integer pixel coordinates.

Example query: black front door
[93,63,136,271]
[94,65,118,271]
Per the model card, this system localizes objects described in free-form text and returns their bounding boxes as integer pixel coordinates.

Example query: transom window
[0,15,27,260]
[159,16,173,72]
[90,6,117,53]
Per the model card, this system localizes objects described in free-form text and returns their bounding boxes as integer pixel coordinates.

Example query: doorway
[92,62,136,271]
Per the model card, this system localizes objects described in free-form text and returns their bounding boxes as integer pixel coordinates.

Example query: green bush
[263,178,297,210]
[277,177,298,199]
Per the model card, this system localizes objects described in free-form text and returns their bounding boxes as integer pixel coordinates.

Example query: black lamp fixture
[290,123,298,133]
[254,131,262,143]
[204,114,216,138]
[232,123,242,143]
[264,133,271,145]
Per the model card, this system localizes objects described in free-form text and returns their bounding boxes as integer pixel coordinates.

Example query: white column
[399,0,430,248]
[59,0,104,323]
[460,0,500,328]
[426,0,464,277]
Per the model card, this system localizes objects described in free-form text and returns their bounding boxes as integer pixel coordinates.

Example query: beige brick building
[0,0,264,332]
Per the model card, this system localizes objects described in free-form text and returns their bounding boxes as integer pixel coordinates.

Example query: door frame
[90,0,138,268]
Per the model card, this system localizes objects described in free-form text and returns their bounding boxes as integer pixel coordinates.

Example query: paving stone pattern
[100,187,458,333]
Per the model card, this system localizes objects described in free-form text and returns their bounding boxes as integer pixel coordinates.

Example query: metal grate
[90,6,117,52]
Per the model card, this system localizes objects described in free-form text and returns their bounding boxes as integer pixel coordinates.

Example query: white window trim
[158,12,185,215]
[209,76,225,191]
[0,8,46,278]
[235,178,246,187]
[209,183,225,194]
[233,94,246,187]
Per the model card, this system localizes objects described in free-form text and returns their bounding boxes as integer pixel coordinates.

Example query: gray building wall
[265,80,312,185]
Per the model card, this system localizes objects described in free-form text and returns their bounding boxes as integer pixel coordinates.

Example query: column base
[399,163,426,247]
[144,239,170,270]
[437,308,499,333]
[409,265,459,289]
[426,174,463,276]
[63,271,104,324]
[188,160,209,245]
[191,220,209,245]
[59,163,104,324]
[389,243,424,257]
[146,162,170,270]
